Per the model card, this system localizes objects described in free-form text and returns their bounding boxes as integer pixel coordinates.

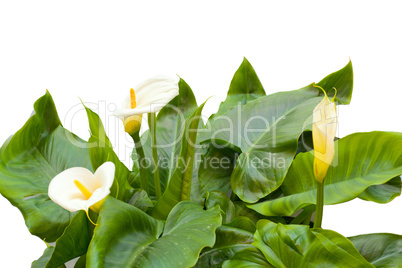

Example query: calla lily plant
[1,59,401,267]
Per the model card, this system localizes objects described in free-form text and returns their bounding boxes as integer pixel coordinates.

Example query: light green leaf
[151,101,206,219]
[87,197,222,268]
[84,105,134,202]
[32,211,90,268]
[199,61,353,203]
[252,220,373,268]
[0,92,92,241]
[349,233,402,267]
[249,132,402,216]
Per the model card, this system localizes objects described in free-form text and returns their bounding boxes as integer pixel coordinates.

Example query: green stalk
[131,131,149,194]
[313,181,324,228]
[148,113,161,200]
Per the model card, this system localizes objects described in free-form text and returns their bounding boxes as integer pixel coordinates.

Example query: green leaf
[74,255,86,268]
[249,132,402,216]
[205,191,236,223]
[198,144,238,196]
[195,217,255,268]
[0,90,61,164]
[199,61,354,203]
[87,197,222,267]
[349,233,402,267]
[32,247,66,268]
[128,188,154,212]
[358,176,401,203]
[316,60,353,104]
[222,247,274,268]
[252,220,373,268]
[84,105,133,202]
[213,57,265,118]
[0,92,93,241]
[32,211,90,268]
[132,78,199,198]
[151,101,206,219]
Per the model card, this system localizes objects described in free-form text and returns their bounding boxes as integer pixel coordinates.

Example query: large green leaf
[249,132,402,216]
[132,78,199,198]
[0,92,93,241]
[222,247,274,268]
[151,101,206,219]
[195,217,256,268]
[349,233,402,267]
[199,61,353,203]
[87,197,222,267]
[32,211,90,268]
[252,220,373,268]
[84,105,133,202]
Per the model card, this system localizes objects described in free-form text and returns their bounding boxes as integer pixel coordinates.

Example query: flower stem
[313,181,324,228]
[148,113,161,200]
[131,131,149,194]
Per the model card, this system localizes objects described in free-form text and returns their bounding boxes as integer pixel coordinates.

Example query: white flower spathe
[48,162,115,212]
[114,75,179,118]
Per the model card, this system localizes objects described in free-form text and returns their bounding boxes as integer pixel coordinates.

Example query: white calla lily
[114,75,179,135]
[48,162,115,213]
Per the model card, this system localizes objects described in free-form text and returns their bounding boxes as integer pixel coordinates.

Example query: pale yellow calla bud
[312,87,337,183]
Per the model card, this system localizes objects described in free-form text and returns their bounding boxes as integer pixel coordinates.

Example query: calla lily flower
[312,88,337,183]
[48,162,115,213]
[114,75,179,135]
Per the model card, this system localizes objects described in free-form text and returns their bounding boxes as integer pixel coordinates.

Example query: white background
[1,1,401,267]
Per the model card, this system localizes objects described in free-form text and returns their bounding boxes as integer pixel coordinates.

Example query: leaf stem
[148,113,161,200]
[131,131,149,194]
[313,181,324,228]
